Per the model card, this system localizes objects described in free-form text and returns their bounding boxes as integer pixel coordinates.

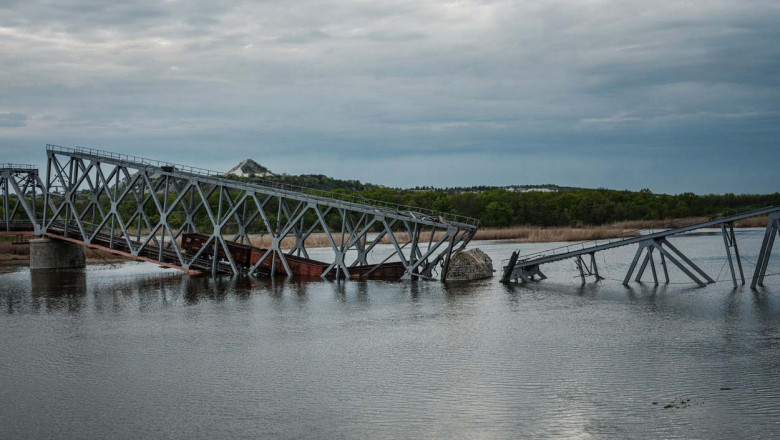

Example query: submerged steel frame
[41,145,479,279]
[575,253,604,284]
[502,206,780,289]
[1,164,45,235]
[751,212,780,289]
[622,237,714,287]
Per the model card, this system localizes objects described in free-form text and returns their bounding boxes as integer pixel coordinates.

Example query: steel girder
[41,145,479,279]
[1,164,46,235]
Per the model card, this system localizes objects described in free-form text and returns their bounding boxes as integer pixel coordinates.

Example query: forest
[354,187,780,227]
[238,174,780,228]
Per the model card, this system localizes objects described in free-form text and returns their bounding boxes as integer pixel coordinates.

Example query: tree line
[355,187,780,228]
[234,173,780,228]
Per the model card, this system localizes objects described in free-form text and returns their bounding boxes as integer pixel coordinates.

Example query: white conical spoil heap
[227,159,274,178]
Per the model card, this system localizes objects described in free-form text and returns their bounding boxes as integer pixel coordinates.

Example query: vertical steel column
[440,229,458,282]
[110,164,119,249]
[212,185,223,275]
[2,174,8,232]
[159,175,169,260]
[729,223,745,285]
[31,172,37,234]
[751,214,779,288]
[590,253,604,281]
[648,249,659,285]
[43,158,51,232]
[721,223,738,288]
[575,255,586,284]
[659,249,670,283]
[64,158,73,237]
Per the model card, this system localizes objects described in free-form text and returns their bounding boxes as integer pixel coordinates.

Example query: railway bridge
[1,145,480,280]
[501,207,780,289]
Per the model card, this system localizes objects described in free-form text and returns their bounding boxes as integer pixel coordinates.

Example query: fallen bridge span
[501,206,780,289]
[37,145,479,279]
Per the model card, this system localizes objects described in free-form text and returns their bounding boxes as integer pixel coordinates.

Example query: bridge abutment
[30,238,85,270]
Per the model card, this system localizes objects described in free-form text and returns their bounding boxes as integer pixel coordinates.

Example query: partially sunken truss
[40,145,479,279]
[502,206,780,289]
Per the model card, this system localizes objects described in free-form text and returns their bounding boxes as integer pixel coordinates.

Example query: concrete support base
[30,238,85,270]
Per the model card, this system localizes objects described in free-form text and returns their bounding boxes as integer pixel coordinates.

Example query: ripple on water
[1,237,779,439]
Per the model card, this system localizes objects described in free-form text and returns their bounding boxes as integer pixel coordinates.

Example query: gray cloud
[0,112,27,127]
[0,0,778,193]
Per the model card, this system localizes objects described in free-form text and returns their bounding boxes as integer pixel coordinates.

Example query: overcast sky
[1,0,778,194]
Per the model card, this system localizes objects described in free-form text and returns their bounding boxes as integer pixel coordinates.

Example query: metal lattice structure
[752,212,780,289]
[1,163,45,235]
[502,206,780,289]
[41,145,479,278]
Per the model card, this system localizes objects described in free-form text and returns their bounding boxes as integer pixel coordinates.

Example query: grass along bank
[472,215,769,243]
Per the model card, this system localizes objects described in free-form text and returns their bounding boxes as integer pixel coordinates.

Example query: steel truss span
[1,164,46,235]
[501,206,780,290]
[41,145,479,279]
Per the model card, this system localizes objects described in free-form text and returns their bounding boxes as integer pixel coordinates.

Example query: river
[1,229,779,439]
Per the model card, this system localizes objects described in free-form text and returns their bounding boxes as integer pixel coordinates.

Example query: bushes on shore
[357,187,780,228]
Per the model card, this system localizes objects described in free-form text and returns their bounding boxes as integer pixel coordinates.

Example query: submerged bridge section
[39,145,479,279]
[502,207,780,289]
[1,163,45,235]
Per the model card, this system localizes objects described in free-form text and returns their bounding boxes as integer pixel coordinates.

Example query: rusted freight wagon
[181,233,406,279]
[251,248,330,277]
[182,233,254,267]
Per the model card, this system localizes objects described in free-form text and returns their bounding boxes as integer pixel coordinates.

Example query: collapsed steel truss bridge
[502,207,780,289]
[23,145,479,279]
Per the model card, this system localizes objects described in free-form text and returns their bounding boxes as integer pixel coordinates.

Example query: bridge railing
[0,163,38,171]
[47,144,479,229]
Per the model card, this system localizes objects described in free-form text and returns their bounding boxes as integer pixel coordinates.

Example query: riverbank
[472,215,768,243]
[0,239,129,270]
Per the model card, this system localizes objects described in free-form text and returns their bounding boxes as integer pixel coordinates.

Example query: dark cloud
[0,0,777,193]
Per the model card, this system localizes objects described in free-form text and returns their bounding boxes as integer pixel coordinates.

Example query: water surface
[1,230,779,439]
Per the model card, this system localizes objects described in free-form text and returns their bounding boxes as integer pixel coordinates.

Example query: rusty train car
[181,233,406,279]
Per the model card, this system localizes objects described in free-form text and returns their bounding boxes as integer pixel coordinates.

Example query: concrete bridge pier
[30,238,85,270]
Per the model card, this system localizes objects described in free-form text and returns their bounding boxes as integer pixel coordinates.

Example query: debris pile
[445,248,494,281]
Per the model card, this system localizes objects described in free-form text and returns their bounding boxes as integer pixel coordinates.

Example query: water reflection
[30,269,86,313]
